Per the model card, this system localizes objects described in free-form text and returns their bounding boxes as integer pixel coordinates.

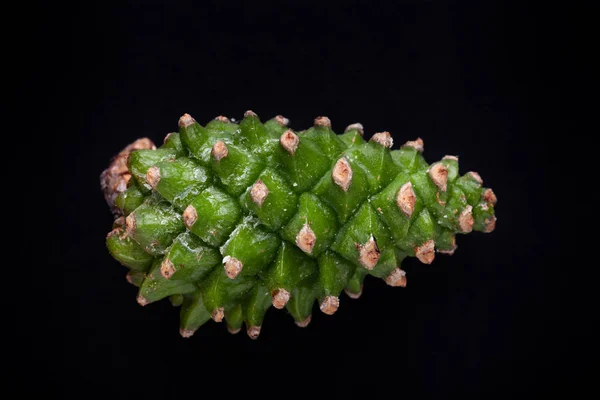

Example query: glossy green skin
[106,114,497,338]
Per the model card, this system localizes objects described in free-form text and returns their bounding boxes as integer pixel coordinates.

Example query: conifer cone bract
[102,112,498,339]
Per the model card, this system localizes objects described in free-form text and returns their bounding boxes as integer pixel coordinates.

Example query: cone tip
[320,295,339,315]
[345,123,364,136]
[247,325,261,339]
[415,240,435,264]
[295,315,312,328]
[180,328,195,338]
[178,113,195,128]
[272,288,291,309]
[314,116,331,128]
[371,131,393,148]
[403,138,424,152]
[344,286,363,299]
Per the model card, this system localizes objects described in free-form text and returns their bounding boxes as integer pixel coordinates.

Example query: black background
[29,0,567,398]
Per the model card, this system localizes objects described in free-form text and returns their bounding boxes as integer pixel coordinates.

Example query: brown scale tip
[429,162,448,192]
[247,326,261,340]
[358,236,380,270]
[275,115,289,126]
[211,307,225,323]
[295,315,312,328]
[178,113,195,128]
[459,205,474,233]
[227,326,241,335]
[250,179,269,206]
[163,132,176,144]
[415,239,435,264]
[106,227,121,239]
[223,256,243,279]
[113,216,125,228]
[468,171,483,185]
[182,205,198,228]
[296,222,316,254]
[215,115,230,123]
[125,272,134,285]
[125,213,136,236]
[146,166,161,189]
[100,137,156,214]
[320,296,339,315]
[385,268,407,287]
[344,123,364,136]
[272,288,291,309]
[314,116,331,128]
[344,285,363,299]
[179,328,195,338]
[484,216,497,233]
[244,110,257,117]
[443,155,459,161]
[211,140,229,161]
[136,294,149,306]
[438,236,457,255]
[371,131,394,148]
[280,129,299,155]
[403,138,424,152]
[397,181,416,217]
[160,258,175,279]
[482,188,497,205]
[332,157,353,192]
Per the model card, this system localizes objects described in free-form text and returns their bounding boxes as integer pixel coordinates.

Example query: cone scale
[102,112,498,339]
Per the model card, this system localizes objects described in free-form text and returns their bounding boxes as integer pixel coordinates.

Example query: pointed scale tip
[295,315,312,328]
[358,235,380,270]
[415,240,435,264]
[332,157,353,192]
[211,307,225,323]
[215,115,230,123]
[136,294,149,306]
[397,181,416,217]
[272,288,291,309]
[180,328,195,338]
[250,179,269,206]
[125,212,136,236]
[275,115,289,126]
[482,188,497,206]
[160,258,175,279]
[247,326,261,340]
[468,171,483,185]
[146,166,161,189]
[385,268,407,287]
[223,256,243,279]
[244,110,257,118]
[314,116,331,128]
[320,295,339,315]
[459,205,474,233]
[211,140,229,161]
[345,123,364,136]
[428,162,448,192]
[371,131,393,148]
[484,216,497,233]
[344,286,363,299]
[227,326,241,335]
[403,138,424,152]
[296,222,316,255]
[280,129,299,155]
[438,236,457,255]
[182,205,198,228]
[178,113,195,128]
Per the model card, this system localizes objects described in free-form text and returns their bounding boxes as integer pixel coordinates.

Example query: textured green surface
[105,112,497,339]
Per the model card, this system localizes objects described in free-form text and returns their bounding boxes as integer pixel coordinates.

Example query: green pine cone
[101,111,498,339]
